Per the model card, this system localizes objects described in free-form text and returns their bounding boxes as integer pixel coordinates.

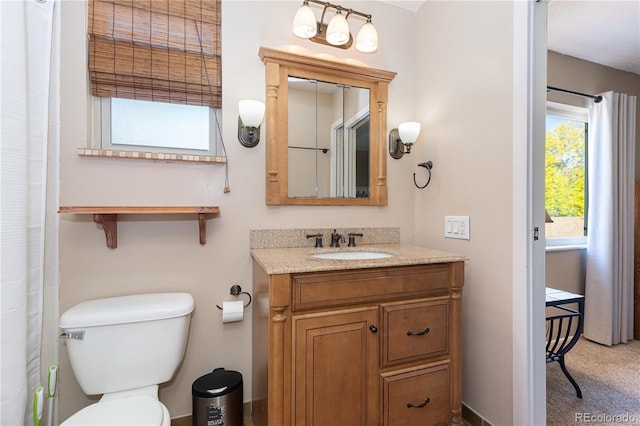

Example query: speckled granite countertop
[251,244,468,275]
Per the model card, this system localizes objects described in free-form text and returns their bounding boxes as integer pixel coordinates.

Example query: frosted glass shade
[398,122,420,144]
[239,100,265,127]
[355,22,378,53]
[292,4,317,38]
[326,12,350,46]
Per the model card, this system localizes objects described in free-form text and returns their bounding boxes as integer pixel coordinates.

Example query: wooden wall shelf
[58,206,221,249]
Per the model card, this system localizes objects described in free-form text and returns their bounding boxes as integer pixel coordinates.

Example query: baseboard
[171,402,252,426]
[176,401,483,426]
[463,402,493,426]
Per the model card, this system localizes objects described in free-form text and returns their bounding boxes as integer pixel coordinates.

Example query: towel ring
[413,161,433,189]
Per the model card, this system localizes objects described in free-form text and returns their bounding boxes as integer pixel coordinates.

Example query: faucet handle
[347,233,364,247]
[306,233,323,248]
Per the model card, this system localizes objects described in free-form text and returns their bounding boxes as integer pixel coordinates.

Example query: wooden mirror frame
[259,47,396,206]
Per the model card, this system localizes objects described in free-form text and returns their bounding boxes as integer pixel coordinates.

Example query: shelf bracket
[92,213,210,248]
[199,213,207,245]
[93,213,118,249]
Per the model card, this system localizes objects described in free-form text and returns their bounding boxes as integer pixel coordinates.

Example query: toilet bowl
[59,292,194,425]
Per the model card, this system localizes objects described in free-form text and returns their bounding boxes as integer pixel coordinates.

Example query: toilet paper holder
[216,285,252,310]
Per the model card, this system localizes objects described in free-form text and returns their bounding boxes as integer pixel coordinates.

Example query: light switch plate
[445,216,470,240]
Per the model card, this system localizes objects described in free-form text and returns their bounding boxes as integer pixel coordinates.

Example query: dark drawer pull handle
[407,397,430,409]
[369,325,378,333]
[406,327,430,336]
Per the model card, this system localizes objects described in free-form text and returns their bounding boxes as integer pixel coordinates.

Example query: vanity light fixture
[292,0,378,53]
[292,0,318,38]
[355,18,378,53]
[326,9,350,46]
[238,100,265,148]
[389,121,420,159]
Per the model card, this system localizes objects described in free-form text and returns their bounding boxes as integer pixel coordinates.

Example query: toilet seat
[61,395,164,425]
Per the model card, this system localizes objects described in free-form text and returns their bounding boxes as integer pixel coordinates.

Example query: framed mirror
[259,47,396,206]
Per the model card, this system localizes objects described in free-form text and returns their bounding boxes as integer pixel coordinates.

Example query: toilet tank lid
[60,293,194,328]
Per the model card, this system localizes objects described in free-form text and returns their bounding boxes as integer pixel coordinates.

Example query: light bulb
[326,11,350,46]
[355,21,378,53]
[292,2,317,38]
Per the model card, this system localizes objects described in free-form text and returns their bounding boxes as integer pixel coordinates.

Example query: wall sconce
[292,0,378,53]
[238,100,265,148]
[389,121,420,159]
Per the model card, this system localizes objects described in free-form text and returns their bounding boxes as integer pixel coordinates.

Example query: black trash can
[192,368,243,426]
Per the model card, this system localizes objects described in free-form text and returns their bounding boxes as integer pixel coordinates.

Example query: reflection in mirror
[287,76,370,198]
[259,46,396,206]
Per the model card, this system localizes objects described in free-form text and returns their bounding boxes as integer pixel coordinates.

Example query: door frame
[512,1,547,424]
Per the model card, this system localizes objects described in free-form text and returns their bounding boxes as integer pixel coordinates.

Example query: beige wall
[413,2,516,424]
[546,249,586,295]
[57,0,417,421]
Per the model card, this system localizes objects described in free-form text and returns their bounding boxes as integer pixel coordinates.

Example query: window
[93,97,223,156]
[545,102,588,247]
[86,0,223,161]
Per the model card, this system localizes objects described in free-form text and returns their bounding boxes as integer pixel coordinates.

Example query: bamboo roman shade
[88,0,221,108]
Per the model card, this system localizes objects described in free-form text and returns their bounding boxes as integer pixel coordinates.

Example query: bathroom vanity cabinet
[251,248,465,426]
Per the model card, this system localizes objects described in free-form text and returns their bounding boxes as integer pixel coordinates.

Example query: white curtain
[584,91,637,346]
[1,1,59,425]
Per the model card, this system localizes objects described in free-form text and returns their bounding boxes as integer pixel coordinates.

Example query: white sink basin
[310,251,394,260]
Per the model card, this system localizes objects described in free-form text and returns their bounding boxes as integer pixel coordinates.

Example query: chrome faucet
[330,229,345,248]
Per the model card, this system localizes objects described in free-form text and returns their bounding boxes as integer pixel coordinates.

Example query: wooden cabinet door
[293,307,379,426]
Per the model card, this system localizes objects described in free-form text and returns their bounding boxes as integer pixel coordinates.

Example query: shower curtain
[1,0,59,425]
[584,91,637,345]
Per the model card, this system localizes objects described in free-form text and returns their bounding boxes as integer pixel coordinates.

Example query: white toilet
[59,292,194,425]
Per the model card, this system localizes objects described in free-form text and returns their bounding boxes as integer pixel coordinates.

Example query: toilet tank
[60,293,194,395]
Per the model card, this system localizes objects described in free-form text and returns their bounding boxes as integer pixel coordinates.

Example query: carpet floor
[546,337,640,425]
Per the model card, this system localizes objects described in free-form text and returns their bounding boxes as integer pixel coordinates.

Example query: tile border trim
[78,148,226,164]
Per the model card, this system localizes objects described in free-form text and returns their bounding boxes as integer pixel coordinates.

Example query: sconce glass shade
[355,21,378,53]
[293,3,317,38]
[326,11,350,46]
[398,121,421,144]
[238,100,265,127]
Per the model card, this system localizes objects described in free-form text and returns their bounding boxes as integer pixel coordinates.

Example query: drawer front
[292,264,450,311]
[381,363,451,426]
[382,298,449,366]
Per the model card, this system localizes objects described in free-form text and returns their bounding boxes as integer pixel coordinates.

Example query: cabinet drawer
[292,264,450,311]
[381,363,450,426]
[382,298,449,366]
